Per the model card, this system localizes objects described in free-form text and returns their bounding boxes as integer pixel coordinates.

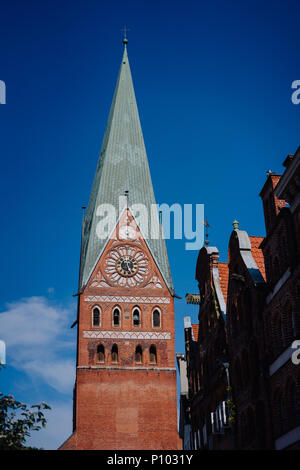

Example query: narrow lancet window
[152,309,161,328]
[133,308,141,326]
[135,345,142,363]
[111,344,118,363]
[149,345,157,364]
[92,307,100,327]
[113,307,120,326]
[97,344,105,363]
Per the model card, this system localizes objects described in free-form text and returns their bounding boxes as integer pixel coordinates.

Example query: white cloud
[0,296,76,394]
[25,400,73,450]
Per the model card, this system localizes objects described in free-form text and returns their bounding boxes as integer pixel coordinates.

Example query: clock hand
[124,260,130,271]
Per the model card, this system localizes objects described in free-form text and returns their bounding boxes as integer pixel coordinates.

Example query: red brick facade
[60,211,180,450]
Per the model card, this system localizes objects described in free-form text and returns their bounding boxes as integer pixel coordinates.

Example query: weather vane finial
[203,219,210,246]
[121,26,129,45]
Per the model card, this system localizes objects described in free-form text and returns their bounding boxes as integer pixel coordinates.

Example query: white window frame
[92,305,101,327]
[132,306,141,327]
[112,306,121,328]
[152,307,161,328]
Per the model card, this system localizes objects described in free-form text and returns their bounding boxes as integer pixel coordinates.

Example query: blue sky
[0,0,299,449]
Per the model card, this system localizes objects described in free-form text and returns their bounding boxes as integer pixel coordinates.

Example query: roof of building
[79,44,173,291]
[249,236,266,281]
[218,262,229,305]
[191,323,199,342]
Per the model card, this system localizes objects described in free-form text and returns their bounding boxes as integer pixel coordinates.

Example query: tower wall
[60,214,180,450]
[63,369,178,450]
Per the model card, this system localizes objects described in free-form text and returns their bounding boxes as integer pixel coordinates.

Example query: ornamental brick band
[84,295,171,304]
[83,330,171,340]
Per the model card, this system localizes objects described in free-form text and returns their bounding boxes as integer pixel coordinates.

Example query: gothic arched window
[152,309,161,328]
[135,345,142,363]
[149,345,157,364]
[113,307,121,327]
[92,307,100,327]
[97,344,105,363]
[111,344,118,363]
[133,307,141,326]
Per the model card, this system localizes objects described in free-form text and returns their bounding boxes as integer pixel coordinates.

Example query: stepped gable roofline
[259,172,282,197]
[218,262,229,306]
[248,236,266,281]
[196,244,227,319]
[229,229,266,285]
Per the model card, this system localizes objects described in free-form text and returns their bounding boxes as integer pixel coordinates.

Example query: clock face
[104,245,150,287]
[116,255,138,277]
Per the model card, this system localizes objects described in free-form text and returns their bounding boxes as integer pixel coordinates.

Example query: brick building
[226,229,273,449]
[178,148,300,450]
[60,40,179,450]
[260,150,300,450]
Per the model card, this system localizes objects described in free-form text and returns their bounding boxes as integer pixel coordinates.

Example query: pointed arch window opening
[92,306,101,327]
[149,345,157,364]
[113,307,121,327]
[135,345,143,364]
[111,344,118,363]
[133,307,141,327]
[97,344,105,363]
[152,308,161,328]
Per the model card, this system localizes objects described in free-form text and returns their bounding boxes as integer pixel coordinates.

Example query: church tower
[60,40,179,450]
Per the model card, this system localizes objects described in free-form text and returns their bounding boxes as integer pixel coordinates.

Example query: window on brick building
[152,309,161,328]
[111,344,118,362]
[113,307,121,326]
[92,307,100,327]
[279,393,286,435]
[135,345,142,363]
[97,344,105,363]
[133,307,141,326]
[149,345,157,364]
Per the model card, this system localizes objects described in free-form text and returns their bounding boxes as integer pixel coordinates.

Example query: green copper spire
[79,43,173,292]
